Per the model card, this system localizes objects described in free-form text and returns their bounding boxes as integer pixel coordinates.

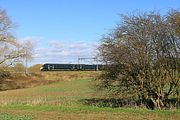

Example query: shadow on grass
[80,98,141,108]
[80,98,180,110]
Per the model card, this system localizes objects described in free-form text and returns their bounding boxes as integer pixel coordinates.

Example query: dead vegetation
[0,70,98,91]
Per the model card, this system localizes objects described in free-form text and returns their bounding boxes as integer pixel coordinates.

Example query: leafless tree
[168,10,180,36]
[0,9,34,69]
[21,39,34,75]
[0,9,23,67]
[97,11,180,110]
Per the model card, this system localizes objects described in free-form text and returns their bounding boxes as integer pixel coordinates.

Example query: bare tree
[168,10,180,36]
[21,39,34,75]
[97,11,180,110]
[0,9,25,67]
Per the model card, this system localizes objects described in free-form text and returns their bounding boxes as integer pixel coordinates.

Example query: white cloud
[30,39,99,65]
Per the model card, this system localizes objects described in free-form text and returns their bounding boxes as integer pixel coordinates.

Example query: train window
[48,64,54,70]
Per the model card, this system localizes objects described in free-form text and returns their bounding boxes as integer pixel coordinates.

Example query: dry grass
[41,71,99,81]
[0,71,99,91]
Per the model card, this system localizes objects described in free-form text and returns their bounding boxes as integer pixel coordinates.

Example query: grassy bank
[0,71,179,120]
[0,71,98,91]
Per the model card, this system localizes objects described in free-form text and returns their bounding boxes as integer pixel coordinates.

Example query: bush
[97,10,180,110]
[0,69,11,79]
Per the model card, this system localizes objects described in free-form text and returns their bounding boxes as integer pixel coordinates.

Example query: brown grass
[0,71,99,91]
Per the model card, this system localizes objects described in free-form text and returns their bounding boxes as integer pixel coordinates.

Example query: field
[0,71,179,120]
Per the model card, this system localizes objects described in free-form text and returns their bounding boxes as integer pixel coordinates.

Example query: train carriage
[40,63,104,71]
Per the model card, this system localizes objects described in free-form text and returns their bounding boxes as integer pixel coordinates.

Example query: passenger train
[40,63,104,71]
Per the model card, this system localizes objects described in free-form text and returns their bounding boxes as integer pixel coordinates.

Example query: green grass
[0,71,179,120]
[1,104,180,114]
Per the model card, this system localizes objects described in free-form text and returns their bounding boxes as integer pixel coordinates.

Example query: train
[40,63,104,71]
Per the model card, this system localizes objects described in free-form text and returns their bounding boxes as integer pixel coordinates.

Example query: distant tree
[21,40,34,75]
[97,10,180,110]
[28,64,42,73]
[13,63,25,73]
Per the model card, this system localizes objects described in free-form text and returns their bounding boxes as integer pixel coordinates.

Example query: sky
[0,0,179,66]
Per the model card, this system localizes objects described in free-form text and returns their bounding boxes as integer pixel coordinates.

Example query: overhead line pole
[77,57,99,71]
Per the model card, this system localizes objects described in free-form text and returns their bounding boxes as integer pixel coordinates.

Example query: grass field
[0,71,179,120]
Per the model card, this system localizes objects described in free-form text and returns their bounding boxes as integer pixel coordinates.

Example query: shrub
[0,69,11,79]
[97,10,180,110]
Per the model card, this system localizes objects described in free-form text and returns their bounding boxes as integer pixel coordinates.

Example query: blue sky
[0,0,179,65]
